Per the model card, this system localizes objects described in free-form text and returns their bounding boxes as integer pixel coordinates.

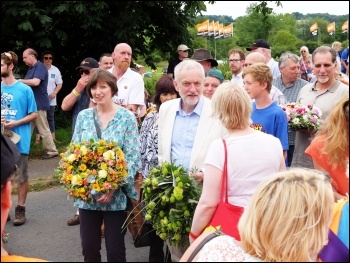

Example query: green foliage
[30,127,72,158]
[217,62,232,80]
[144,74,163,97]
[54,108,72,129]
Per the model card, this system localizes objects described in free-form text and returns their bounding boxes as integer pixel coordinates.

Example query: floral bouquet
[280,102,322,132]
[141,161,202,247]
[58,139,128,204]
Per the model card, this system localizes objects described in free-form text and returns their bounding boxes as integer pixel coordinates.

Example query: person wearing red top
[305,94,349,200]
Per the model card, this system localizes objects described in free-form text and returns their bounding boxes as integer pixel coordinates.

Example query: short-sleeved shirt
[47,65,63,106]
[167,57,182,78]
[24,61,50,110]
[1,81,37,154]
[250,102,289,151]
[108,67,145,107]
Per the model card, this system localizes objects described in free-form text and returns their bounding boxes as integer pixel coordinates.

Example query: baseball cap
[246,39,270,51]
[1,133,20,185]
[76,57,99,70]
[177,44,190,51]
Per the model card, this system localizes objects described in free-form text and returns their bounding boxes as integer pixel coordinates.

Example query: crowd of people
[1,37,349,262]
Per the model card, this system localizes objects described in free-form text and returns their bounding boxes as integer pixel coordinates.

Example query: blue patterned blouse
[71,106,140,211]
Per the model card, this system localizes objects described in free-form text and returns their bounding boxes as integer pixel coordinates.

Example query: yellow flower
[103,150,115,161]
[98,169,108,179]
[58,139,128,204]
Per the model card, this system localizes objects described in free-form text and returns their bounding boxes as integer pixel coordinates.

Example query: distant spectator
[246,39,280,78]
[167,44,190,79]
[191,48,218,73]
[203,69,224,99]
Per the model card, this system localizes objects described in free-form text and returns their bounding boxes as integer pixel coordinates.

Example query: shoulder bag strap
[92,107,101,139]
[187,229,224,262]
[221,139,228,204]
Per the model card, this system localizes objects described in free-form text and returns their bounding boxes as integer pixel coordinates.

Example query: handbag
[122,187,152,248]
[207,139,244,240]
[93,108,151,247]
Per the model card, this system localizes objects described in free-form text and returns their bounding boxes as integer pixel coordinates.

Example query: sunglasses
[2,52,13,61]
[44,57,53,60]
[80,69,90,75]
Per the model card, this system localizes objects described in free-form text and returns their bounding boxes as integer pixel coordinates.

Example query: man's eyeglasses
[80,69,90,75]
[227,59,241,63]
[44,57,53,60]
[2,52,13,61]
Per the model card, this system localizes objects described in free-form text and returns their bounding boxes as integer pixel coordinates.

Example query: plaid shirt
[272,76,309,145]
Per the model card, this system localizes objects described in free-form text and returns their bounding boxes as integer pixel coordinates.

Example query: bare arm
[4,112,38,129]
[49,83,63,100]
[61,75,89,111]
[189,164,221,244]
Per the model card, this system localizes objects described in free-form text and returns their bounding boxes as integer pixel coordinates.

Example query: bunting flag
[195,20,209,36]
[214,21,220,38]
[327,22,335,35]
[310,22,318,36]
[342,20,348,33]
[208,21,215,36]
[223,23,233,38]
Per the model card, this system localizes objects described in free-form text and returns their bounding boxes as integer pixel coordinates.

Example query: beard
[1,71,9,78]
[117,60,130,71]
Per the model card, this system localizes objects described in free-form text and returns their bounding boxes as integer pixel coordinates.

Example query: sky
[202,1,350,19]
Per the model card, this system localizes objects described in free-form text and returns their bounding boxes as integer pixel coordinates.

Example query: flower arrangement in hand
[58,139,128,204]
[142,161,202,247]
[281,102,322,132]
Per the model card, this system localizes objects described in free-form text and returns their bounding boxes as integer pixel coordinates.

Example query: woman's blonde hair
[315,94,349,169]
[238,168,333,262]
[211,81,252,130]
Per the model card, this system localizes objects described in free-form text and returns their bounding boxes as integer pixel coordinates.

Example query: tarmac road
[4,157,151,262]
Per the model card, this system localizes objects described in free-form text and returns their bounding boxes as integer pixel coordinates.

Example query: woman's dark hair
[86,69,118,99]
[153,75,179,111]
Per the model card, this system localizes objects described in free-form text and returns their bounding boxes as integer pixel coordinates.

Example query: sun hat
[177,44,190,51]
[246,39,270,51]
[76,57,99,70]
[1,133,20,185]
[206,69,224,83]
[3,129,20,144]
[191,48,218,67]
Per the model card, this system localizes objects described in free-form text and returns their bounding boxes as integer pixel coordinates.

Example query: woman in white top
[181,169,334,262]
[189,82,285,243]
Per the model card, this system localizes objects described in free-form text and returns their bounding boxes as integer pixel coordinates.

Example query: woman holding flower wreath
[70,69,140,262]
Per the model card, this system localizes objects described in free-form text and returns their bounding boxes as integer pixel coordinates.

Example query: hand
[191,171,204,185]
[49,93,56,100]
[97,191,115,204]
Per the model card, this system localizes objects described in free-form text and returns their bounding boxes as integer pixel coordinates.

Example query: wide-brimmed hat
[191,48,218,67]
[246,39,270,51]
[76,57,99,70]
[2,129,20,144]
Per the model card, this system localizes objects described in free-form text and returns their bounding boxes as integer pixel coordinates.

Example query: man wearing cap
[246,39,280,78]
[1,51,38,226]
[21,48,59,160]
[191,48,218,73]
[61,57,99,131]
[61,57,99,227]
[167,44,191,79]
[1,134,47,261]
